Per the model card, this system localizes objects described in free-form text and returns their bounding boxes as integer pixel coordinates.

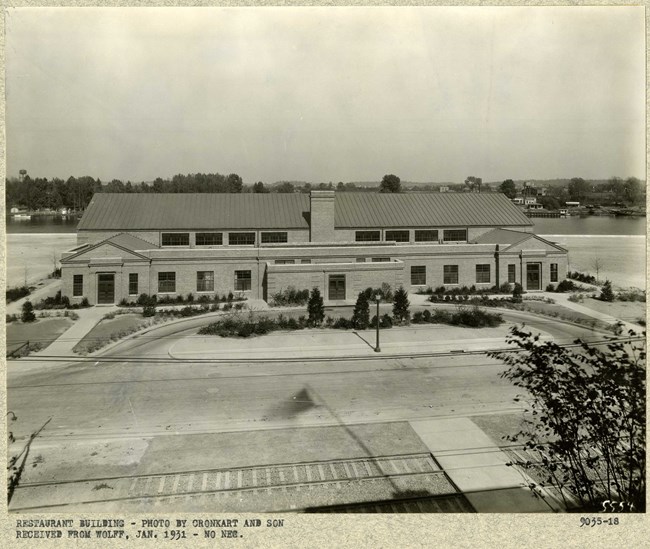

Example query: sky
[5,6,646,184]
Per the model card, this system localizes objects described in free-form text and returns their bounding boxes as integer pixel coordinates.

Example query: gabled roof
[77,192,533,231]
[62,232,154,262]
[78,193,310,230]
[106,233,159,250]
[334,193,532,228]
[472,228,534,246]
[474,228,568,253]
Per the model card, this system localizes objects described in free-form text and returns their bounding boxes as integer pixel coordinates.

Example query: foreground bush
[412,305,503,328]
[567,270,598,285]
[270,286,310,307]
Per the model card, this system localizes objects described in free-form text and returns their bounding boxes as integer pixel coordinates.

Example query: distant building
[565,201,580,207]
[524,197,537,205]
[438,186,450,193]
[511,198,524,205]
[60,192,569,304]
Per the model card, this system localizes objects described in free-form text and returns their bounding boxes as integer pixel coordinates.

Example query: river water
[5,215,647,289]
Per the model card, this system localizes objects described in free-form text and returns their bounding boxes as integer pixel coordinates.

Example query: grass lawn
[6,318,73,354]
[574,298,646,326]
[519,300,610,327]
[73,314,146,354]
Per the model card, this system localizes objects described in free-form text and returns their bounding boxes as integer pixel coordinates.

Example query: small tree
[489,327,646,512]
[512,283,523,303]
[307,287,325,326]
[600,280,615,302]
[21,301,36,323]
[351,291,370,329]
[392,286,410,324]
[379,174,401,193]
[591,257,604,283]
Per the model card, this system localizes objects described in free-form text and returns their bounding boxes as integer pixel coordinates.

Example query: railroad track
[10,453,473,513]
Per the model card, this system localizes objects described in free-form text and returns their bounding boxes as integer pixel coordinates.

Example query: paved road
[7,309,605,511]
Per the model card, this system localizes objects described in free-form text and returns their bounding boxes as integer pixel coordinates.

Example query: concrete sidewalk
[410,417,562,512]
[31,305,118,357]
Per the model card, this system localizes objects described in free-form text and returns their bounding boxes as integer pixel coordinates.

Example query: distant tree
[538,196,561,210]
[351,292,370,329]
[225,173,243,193]
[499,179,517,199]
[21,301,35,323]
[252,181,268,193]
[392,286,410,324]
[599,280,615,302]
[379,174,401,193]
[489,327,646,512]
[568,177,589,201]
[336,181,345,191]
[275,182,295,193]
[591,257,604,282]
[624,177,644,204]
[464,176,483,193]
[307,288,325,326]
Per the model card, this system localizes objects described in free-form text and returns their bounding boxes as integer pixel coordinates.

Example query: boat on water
[13,214,32,219]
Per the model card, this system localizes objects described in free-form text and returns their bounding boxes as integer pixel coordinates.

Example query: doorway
[97,273,115,304]
[328,274,346,300]
[526,263,541,291]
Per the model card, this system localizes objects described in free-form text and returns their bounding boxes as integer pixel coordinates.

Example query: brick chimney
[309,190,336,242]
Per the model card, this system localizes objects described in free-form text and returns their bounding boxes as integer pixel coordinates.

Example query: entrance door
[328,274,346,300]
[97,273,115,304]
[526,263,541,291]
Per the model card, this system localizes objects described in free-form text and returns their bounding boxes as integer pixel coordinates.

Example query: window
[73,274,83,297]
[508,264,516,284]
[300,259,312,264]
[197,271,214,292]
[415,230,438,242]
[411,266,426,286]
[356,258,366,263]
[161,233,190,246]
[235,270,252,291]
[443,229,467,242]
[261,232,288,244]
[355,231,380,242]
[371,257,390,262]
[476,264,491,284]
[385,230,409,242]
[443,265,458,285]
[196,232,223,246]
[551,263,558,283]
[158,272,176,293]
[275,259,295,265]
[129,273,138,295]
[229,232,255,246]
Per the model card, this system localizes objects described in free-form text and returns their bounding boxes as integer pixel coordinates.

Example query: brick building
[60,191,568,305]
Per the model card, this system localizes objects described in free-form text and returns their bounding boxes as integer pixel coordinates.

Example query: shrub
[512,283,523,303]
[237,323,254,338]
[392,286,410,324]
[434,286,446,295]
[21,301,36,322]
[499,282,513,293]
[6,314,18,323]
[422,309,432,322]
[333,317,353,329]
[80,297,90,307]
[618,289,646,302]
[568,293,584,303]
[599,280,615,302]
[567,271,598,285]
[223,303,233,311]
[352,292,370,329]
[555,280,578,293]
[412,311,424,324]
[142,305,156,317]
[271,286,310,307]
[545,284,555,292]
[6,286,30,303]
[307,287,325,326]
[227,292,234,302]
